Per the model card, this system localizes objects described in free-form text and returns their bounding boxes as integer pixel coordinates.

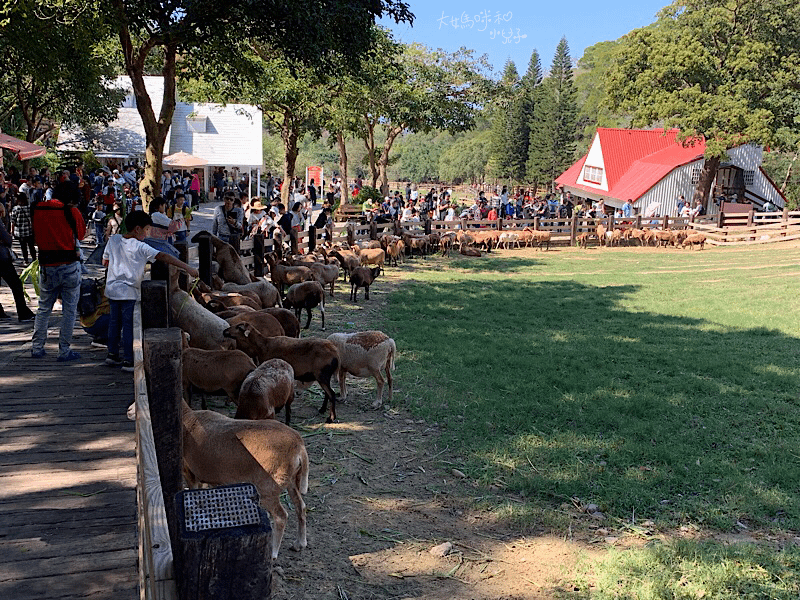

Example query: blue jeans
[94,223,105,244]
[32,262,82,357]
[174,230,188,243]
[107,299,136,362]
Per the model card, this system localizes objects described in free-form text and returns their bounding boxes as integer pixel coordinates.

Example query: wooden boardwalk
[0,310,138,599]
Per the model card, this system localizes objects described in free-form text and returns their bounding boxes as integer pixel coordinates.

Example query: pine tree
[489,59,520,181]
[513,49,542,185]
[527,38,578,190]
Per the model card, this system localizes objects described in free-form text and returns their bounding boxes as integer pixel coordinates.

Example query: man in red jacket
[30,181,86,361]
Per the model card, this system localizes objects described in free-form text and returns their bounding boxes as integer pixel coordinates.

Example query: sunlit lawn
[382,242,800,596]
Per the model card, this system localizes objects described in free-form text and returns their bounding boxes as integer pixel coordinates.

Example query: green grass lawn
[387,245,800,531]
[384,244,800,596]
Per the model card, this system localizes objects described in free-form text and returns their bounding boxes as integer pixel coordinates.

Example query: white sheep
[170,289,232,350]
[327,331,396,409]
[181,401,308,559]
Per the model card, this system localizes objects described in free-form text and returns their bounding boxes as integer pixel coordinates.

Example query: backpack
[78,278,104,318]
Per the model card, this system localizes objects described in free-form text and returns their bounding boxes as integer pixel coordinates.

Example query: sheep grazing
[439,232,457,256]
[223,322,341,422]
[181,401,308,559]
[359,248,386,273]
[460,245,482,257]
[654,229,674,247]
[283,281,326,330]
[236,358,295,423]
[182,348,256,409]
[266,253,314,297]
[221,280,281,308]
[349,266,381,302]
[308,262,339,297]
[261,307,301,338]
[471,230,495,252]
[576,232,590,248]
[682,232,707,250]
[192,231,252,285]
[327,331,396,409]
[328,249,360,282]
[227,311,286,339]
[671,229,689,246]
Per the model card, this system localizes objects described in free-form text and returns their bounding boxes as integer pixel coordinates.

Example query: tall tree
[37,0,413,206]
[0,2,122,168]
[606,0,800,205]
[514,49,543,186]
[360,41,493,195]
[574,40,626,148]
[527,37,578,190]
[489,59,521,182]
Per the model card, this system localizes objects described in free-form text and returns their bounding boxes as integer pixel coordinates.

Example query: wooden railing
[134,303,178,600]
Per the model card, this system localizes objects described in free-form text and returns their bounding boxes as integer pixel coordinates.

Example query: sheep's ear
[244,325,250,337]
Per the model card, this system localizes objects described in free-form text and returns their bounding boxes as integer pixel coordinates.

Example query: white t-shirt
[103,234,161,300]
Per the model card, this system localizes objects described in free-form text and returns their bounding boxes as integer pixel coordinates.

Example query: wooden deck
[0,312,138,599]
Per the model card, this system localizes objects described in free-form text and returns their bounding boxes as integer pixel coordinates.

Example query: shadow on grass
[386,278,800,531]
[436,254,548,272]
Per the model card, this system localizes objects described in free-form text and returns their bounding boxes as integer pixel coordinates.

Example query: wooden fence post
[717,211,724,228]
[746,210,754,227]
[143,327,184,571]
[175,241,189,291]
[663,214,669,230]
[460,218,468,231]
[307,226,317,253]
[497,217,503,231]
[609,214,616,232]
[570,213,577,245]
[424,219,432,235]
[370,220,378,240]
[198,235,213,285]
[783,207,789,222]
[253,234,265,277]
[141,280,170,330]
[176,483,272,600]
[346,223,355,247]
[229,234,241,254]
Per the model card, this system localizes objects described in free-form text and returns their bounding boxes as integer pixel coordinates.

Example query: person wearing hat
[167,193,192,243]
[247,198,268,236]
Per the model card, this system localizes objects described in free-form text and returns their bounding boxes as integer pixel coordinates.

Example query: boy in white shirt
[103,211,198,372]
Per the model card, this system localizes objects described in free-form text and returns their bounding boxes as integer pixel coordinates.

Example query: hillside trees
[606,0,800,205]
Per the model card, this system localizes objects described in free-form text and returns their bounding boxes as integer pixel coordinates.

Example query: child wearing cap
[102,210,198,372]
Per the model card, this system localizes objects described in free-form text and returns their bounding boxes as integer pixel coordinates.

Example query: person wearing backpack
[30,181,86,361]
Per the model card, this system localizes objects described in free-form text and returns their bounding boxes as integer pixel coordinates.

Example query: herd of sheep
[168,231,397,558]
[166,222,708,560]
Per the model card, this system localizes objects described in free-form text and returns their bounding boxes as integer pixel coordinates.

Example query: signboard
[306,166,323,192]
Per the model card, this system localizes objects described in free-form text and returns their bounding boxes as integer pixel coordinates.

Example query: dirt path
[203,269,597,599]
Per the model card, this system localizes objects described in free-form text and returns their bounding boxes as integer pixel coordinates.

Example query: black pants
[0,257,32,317]
[16,236,36,263]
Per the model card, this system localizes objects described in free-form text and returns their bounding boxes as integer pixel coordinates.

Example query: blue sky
[380,0,667,76]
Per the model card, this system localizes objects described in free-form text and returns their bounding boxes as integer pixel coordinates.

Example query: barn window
[691,168,701,184]
[583,165,603,184]
[743,170,755,186]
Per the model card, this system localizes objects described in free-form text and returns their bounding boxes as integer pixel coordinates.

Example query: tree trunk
[119,16,178,211]
[363,116,379,189]
[281,114,299,205]
[692,155,721,207]
[780,152,798,193]
[336,131,350,204]
[378,126,403,197]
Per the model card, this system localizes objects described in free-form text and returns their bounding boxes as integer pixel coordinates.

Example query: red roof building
[556,128,784,216]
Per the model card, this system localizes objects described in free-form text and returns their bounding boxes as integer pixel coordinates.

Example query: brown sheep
[349,266,381,301]
[223,322,341,422]
[308,261,339,297]
[576,232,590,248]
[283,281,326,330]
[227,311,286,339]
[358,248,386,273]
[532,230,551,251]
[261,308,301,338]
[596,224,607,246]
[191,231,252,285]
[266,253,314,296]
[682,232,707,249]
[236,358,295,423]
[181,401,308,559]
[182,348,256,409]
[460,245,482,257]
